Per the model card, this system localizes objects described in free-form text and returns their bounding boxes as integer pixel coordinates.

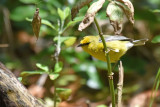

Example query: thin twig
[86,100,91,107]
[149,68,160,107]
[94,18,116,107]
[53,19,64,107]
[2,7,14,51]
[54,84,57,107]
[36,74,48,87]
[0,44,9,48]
[117,61,124,107]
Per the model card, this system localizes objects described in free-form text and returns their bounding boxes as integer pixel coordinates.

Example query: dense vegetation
[0,0,160,106]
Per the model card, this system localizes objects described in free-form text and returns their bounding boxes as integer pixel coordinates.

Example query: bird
[78,35,148,63]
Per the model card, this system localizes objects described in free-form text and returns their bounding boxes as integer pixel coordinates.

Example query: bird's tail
[133,39,148,46]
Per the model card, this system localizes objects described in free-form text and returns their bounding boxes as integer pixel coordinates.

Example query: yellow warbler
[78,35,148,63]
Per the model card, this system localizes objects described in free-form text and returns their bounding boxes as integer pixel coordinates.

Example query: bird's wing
[99,35,133,42]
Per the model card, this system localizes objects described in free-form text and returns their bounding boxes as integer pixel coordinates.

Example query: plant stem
[94,18,116,107]
[54,85,57,107]
[149,68,160,107]
[53,20,64,107]
[117,61,124,107]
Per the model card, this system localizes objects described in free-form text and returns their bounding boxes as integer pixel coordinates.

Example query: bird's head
[77,36,97,47]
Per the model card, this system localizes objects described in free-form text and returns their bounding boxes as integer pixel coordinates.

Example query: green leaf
[64,7,70,19]
[49,73,59,80]
[152,35,160,43]
[151,9,160,13]
[53,37,68,43]
[57,75,77,86]
[56,88,72,101]
[66,16,83,28]
[26,17,32,21]
[54,37,76,47]
[41,19,56,30]
[19,0,39,4]
[64,37,76,47]
[86,65,103,89]
[18,77,22,82]
[74,63,103,89]
[149,68,160,107]
[54,62,63,73]
[57,7,70,21]
[36,63,49,72]
[96,105,107,107]
[21,71,47,76]
[57,8,64,21]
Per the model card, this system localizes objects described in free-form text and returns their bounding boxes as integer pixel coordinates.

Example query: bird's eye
[99,39,102,42]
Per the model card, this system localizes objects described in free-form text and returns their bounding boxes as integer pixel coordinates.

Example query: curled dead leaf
[116,0,134,24]
[71,0,93,20]
[78,0,105,31]
[106,1,124,35]
[32,8,41,39]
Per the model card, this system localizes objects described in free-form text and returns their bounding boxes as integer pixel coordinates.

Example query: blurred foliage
[0,0,160,106]
[152,35,160,43]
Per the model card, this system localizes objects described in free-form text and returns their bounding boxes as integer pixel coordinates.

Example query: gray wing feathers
[99,35,132,42]
[133,39,148,46]
[99,35,148,46]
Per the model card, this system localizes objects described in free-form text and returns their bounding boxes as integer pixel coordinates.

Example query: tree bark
[0,62,45,107]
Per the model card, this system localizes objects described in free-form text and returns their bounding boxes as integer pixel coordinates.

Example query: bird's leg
[112,61,119,71]
[105,48,111,53]
[108,72,114,80]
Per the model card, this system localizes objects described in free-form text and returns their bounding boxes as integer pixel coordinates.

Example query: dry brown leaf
[129,90,160,107]
[71,0,93,20]
[116,0,134,24]
[78,0,105,31]
[28,85,45,98]
[106,1,124,35]
[32,8,41,39]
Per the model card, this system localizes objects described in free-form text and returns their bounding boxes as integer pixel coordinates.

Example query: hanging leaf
[78,0,105,31]
[71,0,93,20]
[27,18,56,31]
[106,1,124,35]
[116,0,134,24]
[32,8,41,39]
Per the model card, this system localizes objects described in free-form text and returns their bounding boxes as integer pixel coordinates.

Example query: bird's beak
[77,43,90,47]
[77,44,83,47]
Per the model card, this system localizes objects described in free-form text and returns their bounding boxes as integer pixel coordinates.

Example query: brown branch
[0,44,9,48]
[0,62,45,107]
[117,61,124,107]
[2,7,14,51]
